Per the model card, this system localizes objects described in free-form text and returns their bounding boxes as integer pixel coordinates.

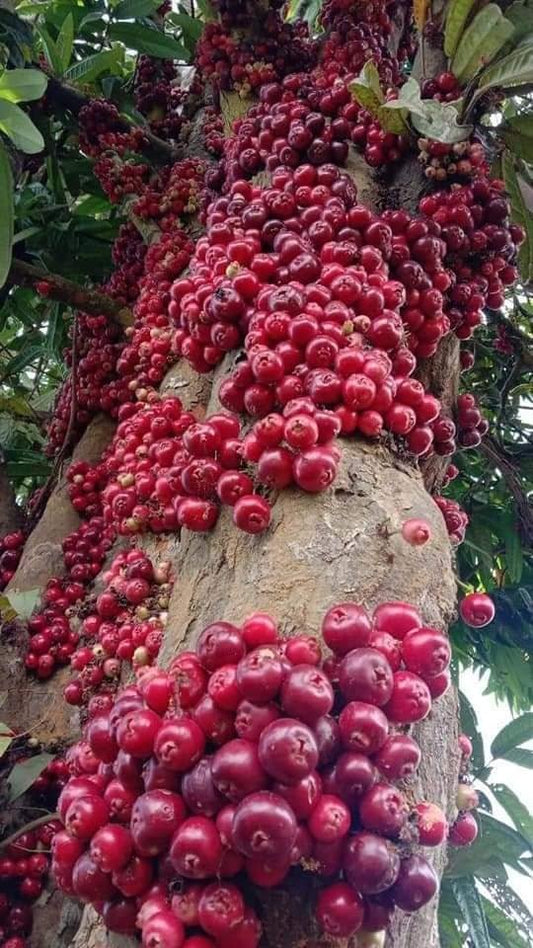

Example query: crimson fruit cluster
[0,532,25,591]
[53,599,458,945]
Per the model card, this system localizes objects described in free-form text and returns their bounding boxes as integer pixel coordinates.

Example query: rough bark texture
[0,458,23,534]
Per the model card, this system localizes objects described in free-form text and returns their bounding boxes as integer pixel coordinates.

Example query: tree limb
[9,259,133,327]
[479,435,533,546]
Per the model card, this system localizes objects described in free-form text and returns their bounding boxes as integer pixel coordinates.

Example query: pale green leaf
[0,139,13,290]
[491,784,533,847]
[0,68,47,103]
[349,61,384,116]
[56,13,74,73]
[411,99,472,143]
[0,722,14,758]
[444,0,478,58]
[5,588,40,619]
[452,5,511,81]
[0,100,44,154]
[64,47,124,84]
[471,43,533,108]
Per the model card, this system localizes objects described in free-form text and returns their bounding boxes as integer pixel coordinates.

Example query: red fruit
[458,733,473,758]
[426,668,451,698]
[401,519,432,546]
[112,854,153,897]
[448,811,478,846]
[170,817,223,879]
[116,709,162,758]
[142,910,185,948]
[293,447,337,492]
[316,881,364,937]
[241,613,278,647]
[197,882,245,937]
[373,734,421,780]
[216,908,261,948]
[338,648,393,706]
[338,702,389,755]
[233,495,271,534]
[258,717,318,783]
[459,592,495,628]
[154,719,206,771]
[283,635,321,666]
[359,784,408,838]
[232,791,297,861]
[90,824,133,872]
[383,671,432,723]
[72,852,115,902]
[367,629,401,670]
[181,758,224,817]
[343,832,400,894]
[131,790,186,856]
[208,664,241,711]
[335,752,377,806]
[415,802,447,846]
[321,603,372,655]
[211,739,267,802]
[65,795,109,839]
[197,622,245,672]
[401,627,451,679]
[308,794,350,842]
[314,714,341,767]
[102,899,137,935]
[372,601,422,640]
[235,700,279,742]
[58,777,99,822]
[391,855,438,911]
[272,771,322,820]
[280,664,334,724]
[236,647,284,703]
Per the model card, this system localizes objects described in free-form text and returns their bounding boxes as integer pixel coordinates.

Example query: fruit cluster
[418,138,488,183]
[0,532,25,591]
[63,549,173,707]
[134,56,185,142]
[53,600,454,944]
[448,734,479,847]
[421,72,462,103]
[133,159,207,227]
[434,496,469,546]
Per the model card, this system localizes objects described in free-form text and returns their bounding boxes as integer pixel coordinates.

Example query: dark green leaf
[502,747,533,768]
[491,712,533,759]
[490,784,533,846]
[7,753,55,801]
[56,13,74,72]
[451,877,491,948]
[483,895,530,948]
[444,0,477,58]
[0,139,13,290]
[459,689,485,771]
[114,0,161,18]
[502,151,533,283]
[107,22,189,60]
[0,100,45,154]
[36,24,63,76]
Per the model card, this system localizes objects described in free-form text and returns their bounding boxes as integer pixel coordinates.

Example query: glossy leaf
[114,0,161,17]
[107,22,189,60]
[470,43,533,108]
[0,100,44,154]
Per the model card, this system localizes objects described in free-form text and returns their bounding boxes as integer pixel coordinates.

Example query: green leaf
[5,588,40,619]
[502,747,533,768]
[491,711,533,759]
[459,689,485,772]
[0,722,14,758]
[0,140,13,291]
[56,12,74,72]
[453,6,514,82]
[482,896,530,948]
[114,0,160,17]
[349,61,384,116]
[36,24,63,76]
[0,99,44,154]
[411,99,472,143]
[502,151,533,283]
[506,0,533,44]
[471,43,533,108]
[0,68,47,103]
[444,0,478,58]
[169,12,204,51]
[7,753,54,801]
[451,877,491,948]
[64,47,124,84]
[107,22,189,60]
[491,784,533,846]
[285,0,323,30]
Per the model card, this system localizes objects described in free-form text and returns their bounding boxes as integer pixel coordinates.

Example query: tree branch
[9,259,133,327]
[44,75,179,164]
[479,435,533,546]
